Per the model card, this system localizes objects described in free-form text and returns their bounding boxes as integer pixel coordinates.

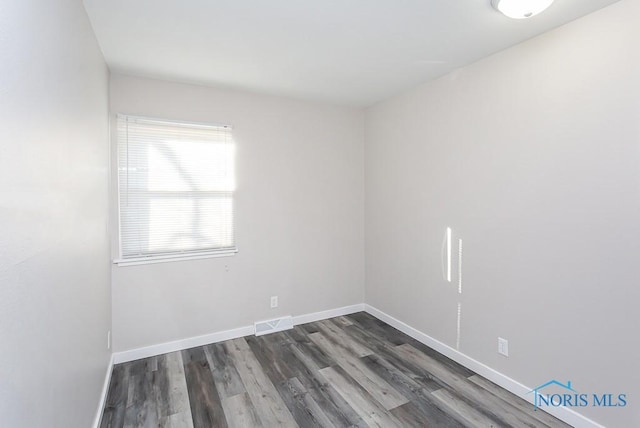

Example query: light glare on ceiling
[491,0,555,19]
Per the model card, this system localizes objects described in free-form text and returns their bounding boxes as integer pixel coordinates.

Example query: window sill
[113,249,238,267]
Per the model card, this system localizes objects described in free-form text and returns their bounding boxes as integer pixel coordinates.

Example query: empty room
[1,0,638,427]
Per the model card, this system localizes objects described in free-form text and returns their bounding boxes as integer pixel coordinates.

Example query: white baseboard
[113,325,255,364]
[92,353,114,428]
[364,304,604,428]
[112,303,364,364]
[292,303,365,326]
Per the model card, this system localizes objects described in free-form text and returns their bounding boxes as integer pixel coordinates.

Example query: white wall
[365,1,639,427]
[110,74,364,352]
[0,1,111,427]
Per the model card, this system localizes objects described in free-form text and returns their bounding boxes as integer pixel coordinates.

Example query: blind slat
[117,115,236,259]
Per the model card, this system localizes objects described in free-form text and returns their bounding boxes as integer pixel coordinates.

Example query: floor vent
[254,316,294,336]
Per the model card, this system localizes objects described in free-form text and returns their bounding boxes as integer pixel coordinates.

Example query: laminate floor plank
[347,312,476,379]
[100,313,571,428]
[432,387,508,428]
[346,312,409,346]
[284,339,368,428]
[245,334,335,427]
[316,319,373,358]
[182,350,228,428]
[309,330,409,410]
[261,332,333,396]
[161,352,194,418]
[390,399,467,428]
[245,334,297,384]
[360,353,429,399]
[152,354,172,420]
[100,364,130,428]
[159,411,194,428]
[332,315,353,327]
[300,382,367,428]
[123,371,158,428]
[405,338,477,379]
[395,391,470,428]
[203,342,246,399]
[341,322,447,392]
[390,401,433,428]
[127,357,157,376]
[148,356,159,372]
[468,375,572,428]
[225,338,298,427]
[319,365,404,427]
[284,329,335,369]
[300,322,321,334]
[276,377,336,428]
[362,354,468,427]
[221,392,263,428]
[395,344,550,427]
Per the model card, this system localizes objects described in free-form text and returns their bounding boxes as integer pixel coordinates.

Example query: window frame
[113,114,237,267]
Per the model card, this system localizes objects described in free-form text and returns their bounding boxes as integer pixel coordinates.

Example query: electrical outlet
[498,337,509,357]
[270,296,278,308]
[107,330,111,350]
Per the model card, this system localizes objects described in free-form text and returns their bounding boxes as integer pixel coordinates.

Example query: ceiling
[83,0,621,107]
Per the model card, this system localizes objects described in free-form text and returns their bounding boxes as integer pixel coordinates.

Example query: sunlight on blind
[117,115,235,259]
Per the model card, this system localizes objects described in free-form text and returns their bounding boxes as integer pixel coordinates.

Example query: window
[115,115,236,265]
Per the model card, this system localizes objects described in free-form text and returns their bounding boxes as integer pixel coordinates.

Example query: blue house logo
[528,380,577,409]
[528,380,627,410]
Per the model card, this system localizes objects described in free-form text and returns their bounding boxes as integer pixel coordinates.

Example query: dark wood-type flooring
[100,312,571,427]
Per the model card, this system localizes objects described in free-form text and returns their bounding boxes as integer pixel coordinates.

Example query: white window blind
[117,115,236,264]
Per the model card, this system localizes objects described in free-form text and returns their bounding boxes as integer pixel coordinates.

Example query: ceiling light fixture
[491,0,555,19]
